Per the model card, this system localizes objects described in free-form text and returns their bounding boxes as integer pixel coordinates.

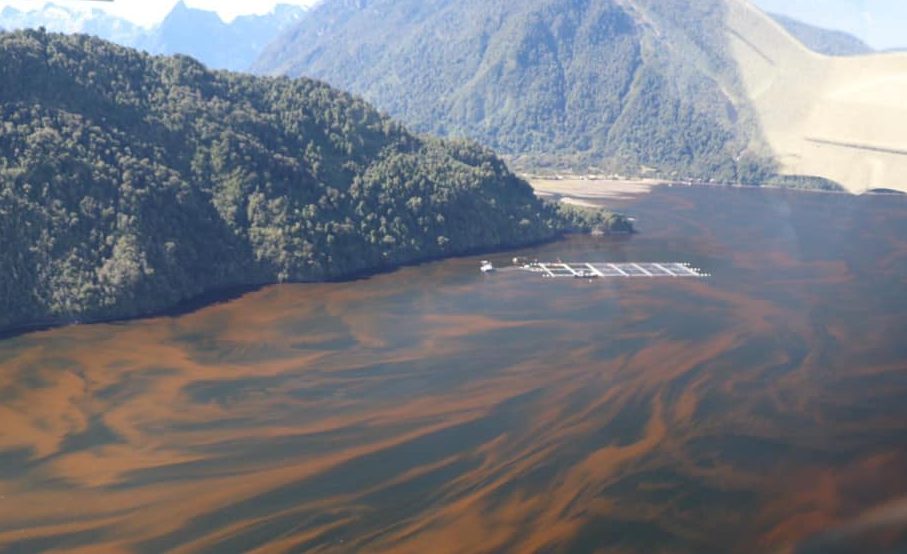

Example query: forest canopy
[0,30,628,332]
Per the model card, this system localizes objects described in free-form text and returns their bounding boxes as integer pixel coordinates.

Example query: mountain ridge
[768,12,872,57]
[255,0,907,193]
[0,2,306,71]
[254,0,776,182]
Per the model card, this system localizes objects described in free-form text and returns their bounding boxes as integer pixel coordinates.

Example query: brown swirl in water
[1,188,906,553]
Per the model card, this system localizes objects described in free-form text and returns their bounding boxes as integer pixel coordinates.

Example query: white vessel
[480,260,495,273]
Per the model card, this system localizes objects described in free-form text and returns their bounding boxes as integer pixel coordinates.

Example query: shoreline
[5,181,901,341]
[527,176,907,206]
[528,177,664,203]
[0,233,583,341]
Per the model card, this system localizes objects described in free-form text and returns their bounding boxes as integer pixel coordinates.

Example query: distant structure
[510,261,709,279]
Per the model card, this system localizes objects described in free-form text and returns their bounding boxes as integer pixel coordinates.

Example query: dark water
[1,187,906,553]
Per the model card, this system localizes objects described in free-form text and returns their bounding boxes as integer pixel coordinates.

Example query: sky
[0,0,320,26]
[752,0,907,50]
[1,0,905,50]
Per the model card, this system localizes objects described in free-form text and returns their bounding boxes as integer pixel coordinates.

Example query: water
[1,187,906,553]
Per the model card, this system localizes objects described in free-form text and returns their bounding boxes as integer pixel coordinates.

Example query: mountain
[255,0,907,193]
[0,2,306,71]
[0,3,144,44]
[769,13,873,56]
[0,30,618,333]
[254,0,777,182]
[137,2,307,72]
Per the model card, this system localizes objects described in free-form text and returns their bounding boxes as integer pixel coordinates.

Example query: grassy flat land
[528,177,661,205]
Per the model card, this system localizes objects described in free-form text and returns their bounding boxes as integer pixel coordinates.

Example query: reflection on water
[1,187,906,553]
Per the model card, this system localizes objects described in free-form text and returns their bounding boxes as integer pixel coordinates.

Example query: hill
[255,0,907,193]
[0,2,306,72]
[0,30,615,333]
[768,13,872,56]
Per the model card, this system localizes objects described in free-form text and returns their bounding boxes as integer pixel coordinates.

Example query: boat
[480,260,495,273]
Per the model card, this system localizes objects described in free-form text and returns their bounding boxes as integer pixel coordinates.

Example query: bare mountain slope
[727,0,907,193]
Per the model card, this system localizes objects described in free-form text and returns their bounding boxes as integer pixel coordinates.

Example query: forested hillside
[0,30,620,332]
[255,0,776,182]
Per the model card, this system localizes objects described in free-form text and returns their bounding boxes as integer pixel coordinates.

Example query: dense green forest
[0,30,628,332]
[255,0,776,183]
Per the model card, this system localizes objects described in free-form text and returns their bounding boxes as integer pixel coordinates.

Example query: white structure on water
[516,262,709,279]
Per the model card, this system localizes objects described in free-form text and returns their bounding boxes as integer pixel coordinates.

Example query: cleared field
[728,0,907,194]
[529,178,662,203]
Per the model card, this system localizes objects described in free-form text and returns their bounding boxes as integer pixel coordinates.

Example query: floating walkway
[517,262,709,279]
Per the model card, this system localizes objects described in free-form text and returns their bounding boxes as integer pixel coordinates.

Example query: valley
[1,2,906,553]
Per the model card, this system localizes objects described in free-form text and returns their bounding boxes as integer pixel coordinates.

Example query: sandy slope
[728,0,907,193]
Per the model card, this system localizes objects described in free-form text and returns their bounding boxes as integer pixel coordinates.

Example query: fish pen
[514,262,709,279]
